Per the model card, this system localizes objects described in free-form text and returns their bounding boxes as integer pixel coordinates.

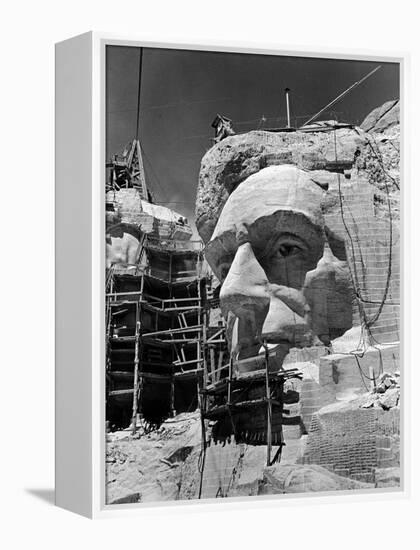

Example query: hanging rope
[135,48,143,140]
[333,127,395,338]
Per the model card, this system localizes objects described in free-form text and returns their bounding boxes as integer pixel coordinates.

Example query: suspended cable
[135,48,144,140]
[139,140,168,202]
[302,65,382,127]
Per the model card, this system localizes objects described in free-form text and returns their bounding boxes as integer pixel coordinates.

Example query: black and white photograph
[104,45,401,505]
[5,0,420,546]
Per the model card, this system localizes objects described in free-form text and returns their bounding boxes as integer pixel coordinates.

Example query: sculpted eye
[277,243,300,258]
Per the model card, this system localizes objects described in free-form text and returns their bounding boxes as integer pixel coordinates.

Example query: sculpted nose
[220,242,270,319]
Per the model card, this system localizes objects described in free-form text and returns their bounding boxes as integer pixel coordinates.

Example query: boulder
[378,387,400,410]
[360,100,399,133]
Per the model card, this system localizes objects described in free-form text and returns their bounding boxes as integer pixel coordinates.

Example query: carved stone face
[204,165,353,363]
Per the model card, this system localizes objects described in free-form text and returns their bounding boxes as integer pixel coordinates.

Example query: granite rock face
[195,101,400,243]
[107,188,192,241]
[360,99,399,133]
[195,101,400,347]
[106,189,192,269]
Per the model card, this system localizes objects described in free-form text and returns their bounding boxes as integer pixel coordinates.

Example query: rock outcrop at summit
[195,101,400,243]
[360,99,399,133]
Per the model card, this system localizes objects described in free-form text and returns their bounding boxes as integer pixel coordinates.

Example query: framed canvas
[55,32,407,518]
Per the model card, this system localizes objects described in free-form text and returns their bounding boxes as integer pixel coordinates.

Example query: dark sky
[106,46,399,234]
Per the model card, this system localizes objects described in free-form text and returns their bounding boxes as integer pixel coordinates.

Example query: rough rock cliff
[195,101,400,243]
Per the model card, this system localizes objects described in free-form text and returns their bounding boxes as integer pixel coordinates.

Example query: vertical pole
[202,311,208,388]
[285,88,291,128]
[227,355,233,405]
[131,275,144,435]
[170,374,175,417]
[196,265,202,407]
[109,267,114,295]
[198,381,207,454]
[279,378,284,461]
[196,336,201,412]
[369,366,376,391]
[264,341,272,466]
[217,351,224,382]
[210,347,216,384]
[197,252,207,450]
[131,302,140,435]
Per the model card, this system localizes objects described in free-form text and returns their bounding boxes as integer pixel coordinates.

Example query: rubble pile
[107,411,377,503]
[106,412,202,504]
[360,371,400,410]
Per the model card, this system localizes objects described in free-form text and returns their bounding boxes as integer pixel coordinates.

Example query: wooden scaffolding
[106,236,208,433]
[200,298,303,466]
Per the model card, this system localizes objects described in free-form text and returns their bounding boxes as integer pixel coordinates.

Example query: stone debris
[106,412,202,504]
[360,372,400,410]
[374,467,400,488]
[378,387,400,410]
[360,393,379,409]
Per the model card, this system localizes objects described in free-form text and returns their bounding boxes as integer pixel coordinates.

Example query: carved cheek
[303,256,354,343]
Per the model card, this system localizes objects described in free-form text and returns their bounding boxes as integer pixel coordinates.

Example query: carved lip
[257,341,290,354]
[229,315,295,359]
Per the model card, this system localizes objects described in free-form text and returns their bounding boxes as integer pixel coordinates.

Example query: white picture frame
[55,32,408,518]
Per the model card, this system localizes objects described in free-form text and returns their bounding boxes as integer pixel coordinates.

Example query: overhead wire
[135,48,143,140]
[138,140,168,202]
